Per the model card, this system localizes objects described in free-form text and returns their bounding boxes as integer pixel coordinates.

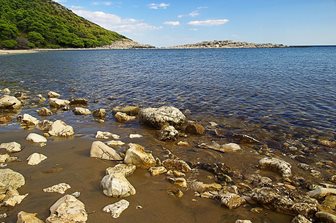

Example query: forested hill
[0,0,127,49]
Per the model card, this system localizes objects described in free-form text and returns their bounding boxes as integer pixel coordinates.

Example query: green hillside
[0,0,127,49]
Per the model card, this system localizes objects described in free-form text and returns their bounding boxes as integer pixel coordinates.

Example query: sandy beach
[0,50,38,55]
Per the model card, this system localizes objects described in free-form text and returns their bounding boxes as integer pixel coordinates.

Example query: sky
[54,0,336,47]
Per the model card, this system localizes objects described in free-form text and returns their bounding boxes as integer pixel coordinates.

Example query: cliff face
[171,40,286,49]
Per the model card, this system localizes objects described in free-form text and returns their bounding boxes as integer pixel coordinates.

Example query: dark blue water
[0,48,335,133]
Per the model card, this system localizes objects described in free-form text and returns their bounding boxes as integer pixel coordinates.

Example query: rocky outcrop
[171,40,286,49]
[90,141,122,161]
[0,95,22,110]
[124,144,156,169]
[104,39,154,49]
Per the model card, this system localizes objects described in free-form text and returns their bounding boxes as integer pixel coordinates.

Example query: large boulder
[139,106,186,129]
[0,168,25,190]
[90,141,122,161]
[101,174,136,198]
[46,195,87,223]
[124,144,156,169]
[48,120,74,137]
[0,95,22,110]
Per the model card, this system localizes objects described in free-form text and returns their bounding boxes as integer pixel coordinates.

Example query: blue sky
[55,0,336,47]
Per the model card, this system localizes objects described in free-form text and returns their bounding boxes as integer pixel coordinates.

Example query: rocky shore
[170,40,287,49]
[0,86,335,223]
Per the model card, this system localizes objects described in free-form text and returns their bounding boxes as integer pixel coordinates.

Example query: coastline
[0,49,38,55]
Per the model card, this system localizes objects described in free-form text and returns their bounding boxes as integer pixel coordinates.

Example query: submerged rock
[92,109,106,119]
[259,157,292,178]
[235,220,252,223]
[43,183,71,194]
[114,112,136,122]
[159,125,179,141]
[49,98,70,109]
[0,142,21,153]
[0,95,22,110]
[27,153,47,165]
[46,195,87,223]
[47,91,60,98]
[37,107,53,116]
[190,181,222,193]
[113,106,139,115]
[26,133,47,143]
[48,120,74,137]
[37,120,53,131]
[73,107,91,115]
[0,115,12,124]
[96,131,120,140]
[101,174,136,198]
[149,166,167,176]
[0,169,25,190]
[17,211,44,223]
[162,159,192,173]
[124,143,156,169]
[69,98,88,107]
[18,114,39,126]
[139,106,186,129]
[90,141,122,161]
[106,140,125,147]
[1,189,28,207]
[185,122,205,135]
[199,141,242,153]
[102,199,129,218]
[219,192,245,209]
[167,177,187,188]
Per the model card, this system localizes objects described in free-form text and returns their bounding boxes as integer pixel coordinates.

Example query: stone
[124,144,155,169]
[0,115,12,124]
[185,123,205,135]
[17,211,44,223]
[167,177,187,188]
[114,112,136,122]
[166,170,186,177]
[319,139,336,148]
[235,220,252,223]
[101,174,136,198]
[190,181,222,193]
[19,114,39,126]
[129,134,143,139]
[291,215,312,223]
[0,95,22,110]
[315,211,336,223]
[106,164,136,177]
[139,106,186,129]
[90,141,122,161]
[49,98,70,108]
[27,153,47,165]
[0,142,21,153]
[219,192,245,209]
[37,120,53,131]
[96,131,120,140]
[0,154,10,163]
[307,187,336,199]
[259,157,292,178]
[2,88,10,95]
[102,199,129,218]
[47,91,60,98]
[69,98,88,106]
[73,107,91,115]
[37,107,52,116]
[199,141,242,153]
[322,195,336,211]
[26,133,47,143]
[0,169,25,190]
[149,166,167,176]
[46,195,87,223]
[92,109,106,119]
[113,106,140,116]
[1,189,28,207]
[106,140,125,147]
[159,125,179,141]
[162,159,192,173]
[177,141,189,147]
[48,120,74,137]
[43,183,71,194]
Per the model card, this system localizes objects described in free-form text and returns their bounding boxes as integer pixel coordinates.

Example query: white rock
[48,120,74,137]
[73,107,91,115]
[149,166,167,176]
[259,157,292,178]
[139,106,186,128]
[0,154,10,163]
[106,164,136,177]
[0,142,21,153]
[46,195,87,223]
[106,140,125,147]
[26,133,47,143]
[0,168,25,190]
[49,98,70,108]
[101,174,136,198]
[0,95,22,109]
[72,192,81,198]
[124,143,156,169]
[27,153,47,165]
[2,88,10,95]
[114,112,136,123]
[43,183,71,194]
[90,141,122,161]
[307,187,336,198]
[17,211,44,223]
[20,114,39,126]
[2,192,28,207]
[129,134,143,139]
[235,220,252,223]
[95,131,120,140]
[199,141,242,153]
[103,199,129,218]
[48,91,60,98]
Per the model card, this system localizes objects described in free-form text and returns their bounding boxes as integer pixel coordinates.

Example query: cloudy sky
[55,0,336,47]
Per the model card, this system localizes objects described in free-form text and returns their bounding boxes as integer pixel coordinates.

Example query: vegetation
[0,0,126,49]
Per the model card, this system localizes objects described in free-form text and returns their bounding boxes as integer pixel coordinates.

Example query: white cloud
[148,3,170,10]
[164,21,180,26]
[53,0,67,3]
[92,1,113,6]
[188,19,229,26]
[189,10,200,17]
[73,9,159,34]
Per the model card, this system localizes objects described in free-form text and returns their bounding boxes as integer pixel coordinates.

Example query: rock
[0,115,12,124]
[162,159,191,173]
[47,91,60,98]
[169,189,184,198]
[2,88,10,95]
[159,125,178,141]
[72,192,81,198]
[102,199,129,218]
[199,141,242,153]
[92,109,106,119]
[106,140,125,147]
[0,213,7,219]
[73,107,91,115]
[96,131,120,140]
[27,153,47,165]
[316,211,336,223]
[69,98,88,106]
[185,123,205,135]
[49,98,70,109]
[17,211,44,223]
[113,106,140,116]
[0,142,21,153]
[101,174,136,198]
[319,139,336,148]
[307,187,336,199]
[139,106,186,129]
[37,120,53,131]
[0,95,22,110]
[48,120,74,137]
[167,177,187,188]
[235,220,252,223]
[26,133,47,143]
[43,183,71,194]
[46,195,87,223]
[177,141,189,147]
[1,189,28,206]
[149,166,167,176]
[124,144,156,169]
[219,192,245,209]
[19,114,39,126]
[90,141,122,161]
[0,154,10,163]
[0,169,25,190]
[114,112,136,122]
[166,170,186,177]
[37,107,52,116]
[322,195,336,211]
[190,181,222,193]
[259,157,292,178]
[291,215,312,223]
[331,175,336,183]
[129,134,143,139]
[106,164,136,177]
